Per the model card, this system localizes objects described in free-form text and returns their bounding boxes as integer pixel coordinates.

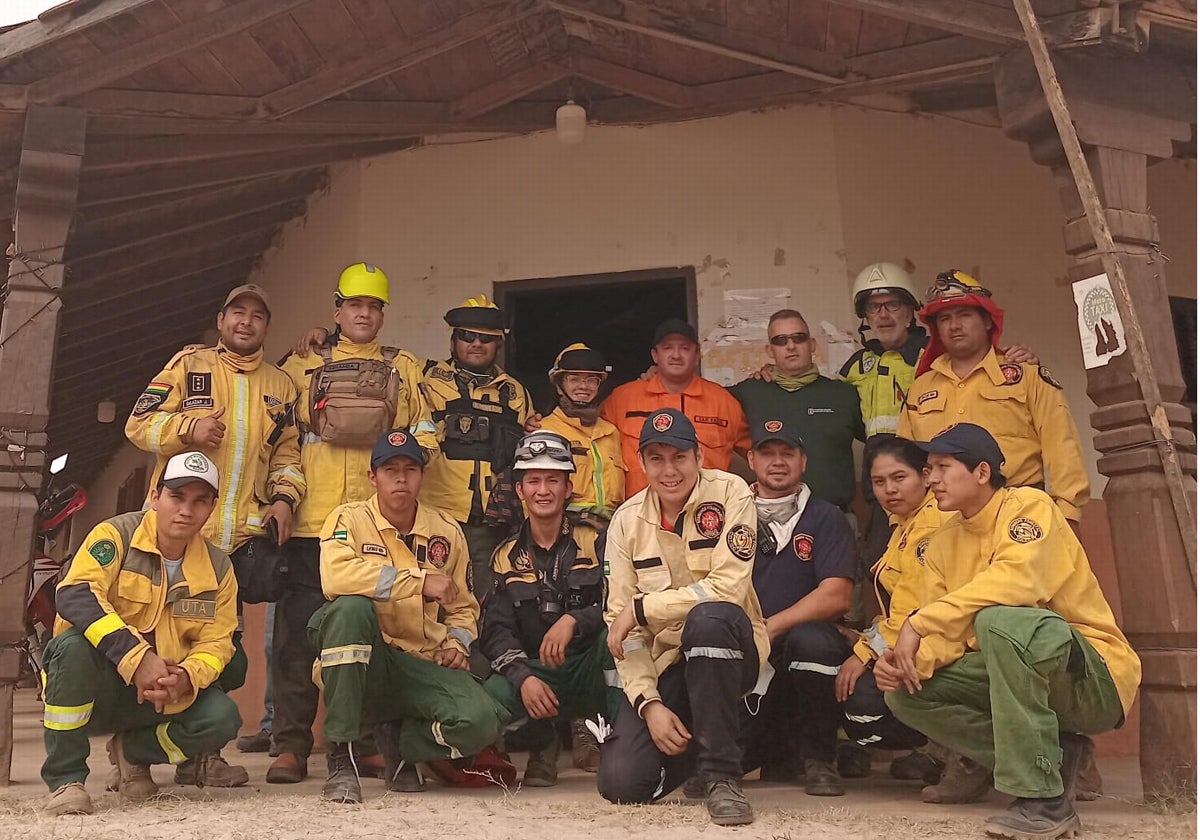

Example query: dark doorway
[495,267,697,414]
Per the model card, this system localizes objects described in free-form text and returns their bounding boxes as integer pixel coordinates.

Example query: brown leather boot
[266,752,309,784]
[571,719,601,773]
[175,751,249,787]
[921,753,992,804]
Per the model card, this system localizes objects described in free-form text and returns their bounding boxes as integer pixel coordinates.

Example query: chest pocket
[115,570,154,606]
[978,385,1032,441]
[910,390,947,417]
[692,418,728,454]
[632,558,672,593]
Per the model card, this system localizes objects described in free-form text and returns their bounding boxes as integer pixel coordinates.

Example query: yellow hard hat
[336,262,390,304]
[445,293,506,335]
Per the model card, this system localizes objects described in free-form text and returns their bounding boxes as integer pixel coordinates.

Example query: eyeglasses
[927,271,991,303]
[453,329,501,345]
[562,373,602,386]
[768,332,810,347]
[864,300,908,315]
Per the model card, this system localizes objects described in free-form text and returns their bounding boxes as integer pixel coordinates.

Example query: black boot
[705,778,755,826]
[322,742,363,804]
[984,733,1091,840]
[375,722,425,793]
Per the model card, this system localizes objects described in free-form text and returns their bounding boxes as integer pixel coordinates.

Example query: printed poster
[1072,273,1127,369]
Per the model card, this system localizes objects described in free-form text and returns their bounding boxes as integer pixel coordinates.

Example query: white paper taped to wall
[1071,273,1127,369]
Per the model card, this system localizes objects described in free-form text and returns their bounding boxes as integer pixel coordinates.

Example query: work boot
[523,738,560,788]
[45,782,94,816]
[705,778,755,826]
[682,775,707,799]
[266,752,308,784]
[376,720,425,793]
[106,733,158,802]
[984,796,1080,840]
[803,759,845,796]
[175,751,249,787]
[836,742,872,779]
[891,744,946,784]
[922,753,992,804]
[571,718,601,773]
[322,742,363,804]
[236,728,272,753]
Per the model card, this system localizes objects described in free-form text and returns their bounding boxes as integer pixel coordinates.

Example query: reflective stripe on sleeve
[320,644,372,667]
[687,583,710,602]
[156,722,187,764]
[83,613,127,647]
[788,661,840,676]
[190,652,225,675]
[448,627,474,648]
[603,668,623,688]
[683,646,744,661]
[43,701,93,731]
[374,565,398,600]
[621,637,645,653]
[148,413,172,452]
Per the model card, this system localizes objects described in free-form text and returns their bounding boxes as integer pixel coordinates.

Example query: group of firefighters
[37,259,1139,840]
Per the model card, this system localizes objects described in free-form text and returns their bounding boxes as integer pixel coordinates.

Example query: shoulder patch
[1008,517,1044,543]
[915,539,929,564]
[793,533,814,562]
[331,529,349,541]
[426,535,452,568]
[133,381,172,416]
[1038,365,1063,390]
[999,363,1024,385]
[694,501,725,539]
[428,365,455,382]
[89,538,118,566]
[726,523,756,561]
[512,549,533,573]
[860,355,876,374]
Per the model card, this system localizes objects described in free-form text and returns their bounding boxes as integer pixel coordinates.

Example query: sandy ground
[1,689,1194,840]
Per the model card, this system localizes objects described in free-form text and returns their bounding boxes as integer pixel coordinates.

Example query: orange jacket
[601,374,750,496]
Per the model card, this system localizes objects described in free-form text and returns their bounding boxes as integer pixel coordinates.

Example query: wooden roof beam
[55,326,220,385]
[65,234,272,295]
[822,0,1026,43]
[61,269,250,330]
[0,0,160,65]
[27,0,317,105]
[546,0,849,84]
[451,61,572,119]
[570,54,693,108]
[60,297,231,355]
[259,0,544,118]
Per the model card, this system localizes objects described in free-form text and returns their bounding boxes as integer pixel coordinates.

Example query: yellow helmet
[925,269,991,305]
[445,293,507,336]
[337,262,390,304]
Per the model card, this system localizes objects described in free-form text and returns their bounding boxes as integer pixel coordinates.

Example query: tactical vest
[428,363,522,469]
[308,345,400,447]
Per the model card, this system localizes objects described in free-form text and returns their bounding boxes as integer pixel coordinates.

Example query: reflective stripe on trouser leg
[156,722,187,764]
[308,596,384,745]
[121,687,241,767]
[41,629,110,790]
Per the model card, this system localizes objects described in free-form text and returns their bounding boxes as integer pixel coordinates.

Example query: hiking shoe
[836,742,872,779]
[705,778,754,826]
[106,734,158,802]
[175,751,249,787]
[236,728,272,753]
[891,746,945,784]
[571,718,601,773]
[523,738,560,788]
[322,742,363,804]
[265,752,308,784]
[804,759,845,797]
[922,754,992,804]
[682,775,707,799]
[985,795,1080,840]
[46,782,93,816]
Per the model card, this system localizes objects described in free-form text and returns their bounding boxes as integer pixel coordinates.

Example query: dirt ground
[2,689,1194,840]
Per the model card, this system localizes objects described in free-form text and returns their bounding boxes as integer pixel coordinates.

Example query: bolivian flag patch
[133,382,172,417]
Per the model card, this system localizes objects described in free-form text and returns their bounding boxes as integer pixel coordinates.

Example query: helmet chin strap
[556,387,601,423]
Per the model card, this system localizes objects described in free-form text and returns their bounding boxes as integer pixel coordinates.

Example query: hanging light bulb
[556,99,586,145]
[97,398,116,424]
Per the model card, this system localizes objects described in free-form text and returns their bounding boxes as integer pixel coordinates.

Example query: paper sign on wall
[1072,273,1126,369]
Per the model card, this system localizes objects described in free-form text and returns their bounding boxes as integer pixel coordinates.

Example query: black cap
[638,408,698,452]
[652,317,699,346]
[370,428,427,470]
[444,305,506,335]
[750,418,805,451]
[913,423,1004,471]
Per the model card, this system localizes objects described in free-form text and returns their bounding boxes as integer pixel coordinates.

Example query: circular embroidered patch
[726,523,756,561]
[1000,363,1023,385]
[694,501,725,539]
[1008,517,1044,543]
[184,453,208,472]
[763,419,783,434]
[793,533,814,561]
[652,411,674,432]
[427,535,451,567]
[388,431,408,446]
[915,539,929,564]
[89,538,117,567]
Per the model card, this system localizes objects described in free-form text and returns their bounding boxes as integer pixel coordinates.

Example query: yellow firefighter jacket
[853,491,957,664]
[279,339,438,537]
[539,408,626,519]
[604,468,770,715]
[910,487,1141,713]
[125,344,305,552]
[54,510,237,715]
[318,495,478,663]
[897,348,1090,522]
[418,360,532,524]
[839,328,927,438]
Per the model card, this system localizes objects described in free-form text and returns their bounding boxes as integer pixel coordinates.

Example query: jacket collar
[930,347,1003,384]
[864,326,928,367]
[646,372,703,397]
[368,494,439,538]
[130,509,219,594]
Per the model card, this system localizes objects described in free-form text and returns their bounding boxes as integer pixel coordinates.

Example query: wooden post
[0,105,85,784]
[994,39,1197,797]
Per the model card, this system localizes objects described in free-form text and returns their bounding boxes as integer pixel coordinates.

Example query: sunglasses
[768,332,810,347]
[864,300,907,315]
[454,329,501,345]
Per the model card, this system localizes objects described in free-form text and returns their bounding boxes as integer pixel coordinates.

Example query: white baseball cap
[161,451,219,494]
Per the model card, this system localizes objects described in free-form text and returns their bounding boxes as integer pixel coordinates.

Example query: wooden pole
[0,105,85,784]
[1010,0,1197,585]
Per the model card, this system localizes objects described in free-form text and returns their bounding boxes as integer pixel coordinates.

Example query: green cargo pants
[309,595,512,762]
[886,605,1124,798]
[41,629,241,790]
[483,633,624,749]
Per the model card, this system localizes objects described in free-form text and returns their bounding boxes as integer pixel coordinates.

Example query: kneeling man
[43,452,240,815]
[880,423,1140,839]
[312,429,511,803]
[599,408,770,827]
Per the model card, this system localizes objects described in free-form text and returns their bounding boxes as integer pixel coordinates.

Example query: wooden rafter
[0,0,160,64]
[65,235,274,296]
[451,61,572,119]
[571,53,693,108]
[822,0,1025,43]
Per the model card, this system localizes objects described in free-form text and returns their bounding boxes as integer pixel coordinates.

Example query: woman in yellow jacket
[834,437,957,789]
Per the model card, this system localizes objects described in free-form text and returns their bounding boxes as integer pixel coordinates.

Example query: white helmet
[851,262,921,317]
[512,431,576,473]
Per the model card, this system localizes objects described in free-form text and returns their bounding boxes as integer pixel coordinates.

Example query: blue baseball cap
[638,408,698,451]
[370,429,427,470]
[750,417,805,450]
[913,423,1004,472]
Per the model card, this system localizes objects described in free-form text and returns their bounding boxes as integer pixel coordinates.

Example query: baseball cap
[223,283,271,315]
[912,423,1005,471]
[370,428,427,470]
[638,408,698,452]
[652,317,699,346]
[161,451,219,494]
[750,418,805,450]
